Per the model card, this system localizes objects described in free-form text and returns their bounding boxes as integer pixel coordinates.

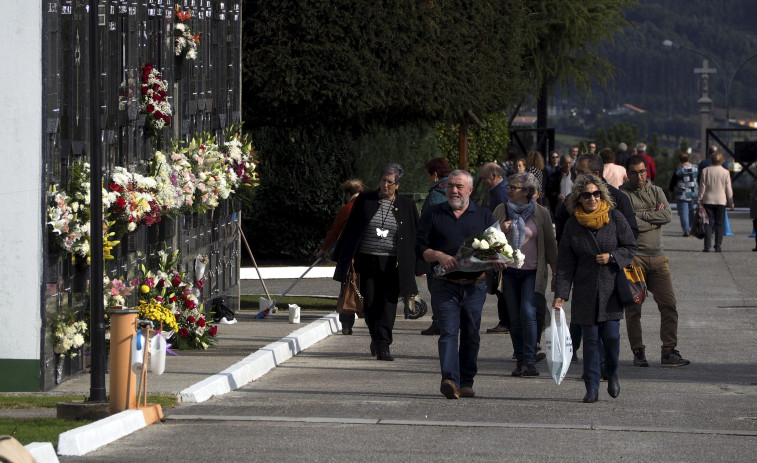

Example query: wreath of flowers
[140,63,172,137]
[174,8,199,60]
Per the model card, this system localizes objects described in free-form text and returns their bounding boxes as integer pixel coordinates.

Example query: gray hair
[560,154,573,165]
[508,172,539,200]
[567,174,615,214]
[636,143,646,154]
[448,169,474,187]
[380,163,404,184]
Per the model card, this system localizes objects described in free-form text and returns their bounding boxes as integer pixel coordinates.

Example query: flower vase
[55,357,64,384]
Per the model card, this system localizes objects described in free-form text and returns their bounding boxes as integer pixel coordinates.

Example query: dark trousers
[354,253,399,349]
[582,320,620,392]
[703,204,726,251]
[570,323,604,363]
[432,279,487,388]
[754,219,757,247]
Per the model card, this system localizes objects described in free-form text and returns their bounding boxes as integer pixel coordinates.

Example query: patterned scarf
[506,199,536,250]
[574,200,611,230]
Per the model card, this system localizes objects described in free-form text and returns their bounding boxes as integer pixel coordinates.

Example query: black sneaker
[522,364,540,377]
[632,348,649,367]
[661,349,691,367]
[511,362,525,377]
[420,322,440,336]
[535,352,546,363]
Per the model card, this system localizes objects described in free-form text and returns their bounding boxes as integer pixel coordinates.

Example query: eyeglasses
[628,169,647,176]
[551,156,559,159]
[380,179,397,186]
[579,190,602,200]
[508,185,527,191]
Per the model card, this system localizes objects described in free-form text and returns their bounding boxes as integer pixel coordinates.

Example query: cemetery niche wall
[42,0,247,389]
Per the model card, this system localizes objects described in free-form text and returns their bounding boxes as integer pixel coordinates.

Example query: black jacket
[333,190,420,296]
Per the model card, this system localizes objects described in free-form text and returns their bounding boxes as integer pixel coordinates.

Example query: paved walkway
[45,210,757,460]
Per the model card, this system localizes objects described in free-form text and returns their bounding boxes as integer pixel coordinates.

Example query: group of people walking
[322,144,703,403]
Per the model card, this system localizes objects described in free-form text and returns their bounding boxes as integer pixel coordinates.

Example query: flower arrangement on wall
[47,125,258,262]
[133,248,216,349]
[50,308,88,358]
[140,63,172,137]
[174,7,199,60]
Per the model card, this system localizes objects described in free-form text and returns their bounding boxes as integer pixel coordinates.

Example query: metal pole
[88,0,107,403]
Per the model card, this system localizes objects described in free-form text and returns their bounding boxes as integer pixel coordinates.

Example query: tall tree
[520,0,635,153]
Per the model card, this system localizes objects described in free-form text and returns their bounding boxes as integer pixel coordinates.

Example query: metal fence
[41,0,242,389]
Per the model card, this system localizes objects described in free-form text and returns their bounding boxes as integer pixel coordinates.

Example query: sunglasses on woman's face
[580,190,602,200]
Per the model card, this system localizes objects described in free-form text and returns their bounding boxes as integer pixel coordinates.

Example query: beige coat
[698,165,733,207]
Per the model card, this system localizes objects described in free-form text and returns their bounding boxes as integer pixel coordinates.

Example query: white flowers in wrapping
[434,223,525,276]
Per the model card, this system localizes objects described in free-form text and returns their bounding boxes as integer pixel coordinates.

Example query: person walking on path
[553,174,636,403]
[698,151,734,252]
[751,179,757,251]
[620,156,691,368]
[600,148,627,189]
[419,158,451,336]
[493,172,557,378]
[668,151,698,237]
[479,162,511,335]
[333,164,420,361]
[318,179,365,334]
[416,170,507,399]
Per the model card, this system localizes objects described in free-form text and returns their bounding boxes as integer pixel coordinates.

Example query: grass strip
[240,295,336,311]
[0,394,178,410]
[1,417,91,447]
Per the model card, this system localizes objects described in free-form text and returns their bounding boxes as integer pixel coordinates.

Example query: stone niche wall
[42,0,242,389]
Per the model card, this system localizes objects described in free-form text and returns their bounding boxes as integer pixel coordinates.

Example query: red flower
[140,86,149,95]
[196,278,204,288]
[157,279,165,289]
[145,278,155,288]
[169,294,178,303]
[115,197,126,209]
[179,327,189,338]
[197,317,205,327]
[145,103,155,113]
[209,326,217,336]
[156,296,163,303]
[188,316,196,324]
[109,182,122,192]
[172,275,182,287]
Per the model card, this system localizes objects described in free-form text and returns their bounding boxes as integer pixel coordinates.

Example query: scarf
[574,200,611,230]
[506,199,536,250]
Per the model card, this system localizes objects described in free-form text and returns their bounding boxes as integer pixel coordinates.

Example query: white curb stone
[24,442,59,463]
[57,409,146,456]
[178,313,341,403]
[55,313,342,456]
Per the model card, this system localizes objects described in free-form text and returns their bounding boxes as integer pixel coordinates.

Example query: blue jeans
[502,268,538,365]
[432,279,487,388]
[676,200,695,234]
[582,320,620,391]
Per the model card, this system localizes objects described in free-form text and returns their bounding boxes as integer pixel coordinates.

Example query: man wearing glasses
[417,170,507,399]
[620,156,690,368]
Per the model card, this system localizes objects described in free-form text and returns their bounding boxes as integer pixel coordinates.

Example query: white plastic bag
[149,334,166,375]
[545,308,573,385]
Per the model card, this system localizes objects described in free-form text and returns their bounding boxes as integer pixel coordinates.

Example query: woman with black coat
[552,174,637,403]
[333,164,419,361]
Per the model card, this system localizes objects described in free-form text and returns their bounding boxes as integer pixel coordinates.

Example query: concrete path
[50,210,757,461]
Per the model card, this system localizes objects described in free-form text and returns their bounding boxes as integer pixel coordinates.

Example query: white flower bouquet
[434,223,524,276]
[50,310,88,358]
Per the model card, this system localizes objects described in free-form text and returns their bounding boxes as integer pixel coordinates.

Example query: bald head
[479,162,504,189]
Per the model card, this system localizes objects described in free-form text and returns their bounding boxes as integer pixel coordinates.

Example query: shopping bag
[545,308,573,385]
[616,264,647,307]
[690,205,708,239]
[336,262,363,316]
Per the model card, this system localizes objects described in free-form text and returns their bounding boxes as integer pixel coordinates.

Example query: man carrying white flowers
[417,170,508,400]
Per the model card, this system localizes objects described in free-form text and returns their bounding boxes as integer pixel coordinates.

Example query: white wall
[0,2,43,361]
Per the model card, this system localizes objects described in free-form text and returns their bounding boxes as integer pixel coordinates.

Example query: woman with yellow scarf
[553,174,637,403]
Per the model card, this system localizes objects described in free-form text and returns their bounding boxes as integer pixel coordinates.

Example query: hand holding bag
[336,262,363,316]
[616,264,647,307]
[545,308,573,385]
[690,204,708,239]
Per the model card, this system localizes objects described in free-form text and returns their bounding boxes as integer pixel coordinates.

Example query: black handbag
[690,205,708,239]
[616,264,647,307]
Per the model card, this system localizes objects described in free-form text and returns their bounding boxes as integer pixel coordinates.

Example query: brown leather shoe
[460,386,475,398]
[440,380,459,399]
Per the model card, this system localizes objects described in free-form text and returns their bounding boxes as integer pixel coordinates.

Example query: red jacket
[640,153,657,181]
